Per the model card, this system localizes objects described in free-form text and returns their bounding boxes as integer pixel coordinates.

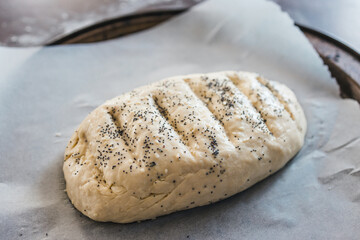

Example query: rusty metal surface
[299,27,360,102]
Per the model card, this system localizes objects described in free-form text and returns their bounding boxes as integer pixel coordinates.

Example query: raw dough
[63,71,306,223]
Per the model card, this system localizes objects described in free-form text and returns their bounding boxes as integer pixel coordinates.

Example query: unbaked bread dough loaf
[63,71,306,223]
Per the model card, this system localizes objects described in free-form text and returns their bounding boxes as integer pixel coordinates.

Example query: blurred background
[0,0,359,52]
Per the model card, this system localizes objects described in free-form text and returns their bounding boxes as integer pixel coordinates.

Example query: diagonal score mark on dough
[151,95,185,145]
[182,76,273,151]
[185,75,273,134]
[227,73,276,136]
[256,76,295,120]
[105,111,125,140]
[182,78,236,146]
[150,81,229,160]
[64,130,88,163]
[87,110,135,190]
[105,109,137,154]
[151,95,196,159]
[64,134,81,162]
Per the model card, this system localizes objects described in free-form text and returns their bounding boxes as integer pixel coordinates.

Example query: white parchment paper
[0,0,359,239]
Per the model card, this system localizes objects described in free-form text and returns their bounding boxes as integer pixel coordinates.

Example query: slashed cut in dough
[63,71,306,223]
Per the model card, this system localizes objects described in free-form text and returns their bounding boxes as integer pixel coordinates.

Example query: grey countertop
[0,0,359,52]
[272,0,360,53]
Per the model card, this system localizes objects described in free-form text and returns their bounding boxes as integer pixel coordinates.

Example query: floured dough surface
[63,71,306,223]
